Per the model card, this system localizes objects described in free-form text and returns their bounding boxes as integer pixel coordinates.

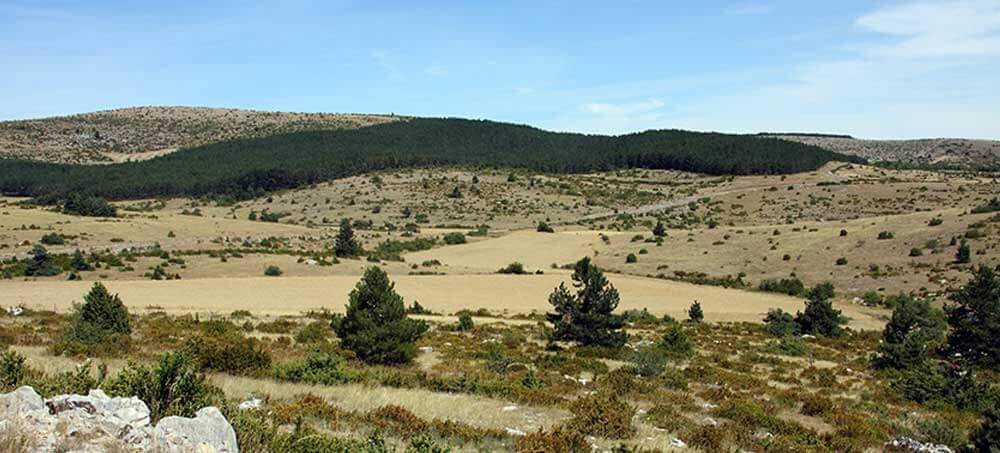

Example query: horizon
[2,1,1000,140]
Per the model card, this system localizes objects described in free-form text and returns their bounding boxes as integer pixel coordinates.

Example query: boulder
[154,406,238,453]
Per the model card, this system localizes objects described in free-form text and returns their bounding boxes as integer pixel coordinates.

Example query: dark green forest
[0,118,862,201]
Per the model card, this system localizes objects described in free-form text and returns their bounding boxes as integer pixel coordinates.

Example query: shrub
[566,392,635,439]
[625,253,637,263]
[835,257,848,266]
[294,320,329,344]
[104,352,221,422]
[334,218,362,257]
[546,257,626,348]
[515,426,589,453]
[873,296,946,370]
[497,262,528,274]
[60,283,131,353]
[264,265,283,276]
[184,331,272,375]
[274,351,355,385]
[688,301,704,323]
[878,231,895,240]
[457,311,474,331]
[442,232,466,245]
[970,405,1000,452]
[0,350,31,391]
[763,336,810,357]
[25,245,60,277]
[625,346,668,377]
[335,267,428,365]
[758,277,806,296]
[39,232,65,245]
[909,247,924,257]
[928,217,943,226]
[536,222,554,233]
[763,308,798,337]
[653,220,667,237]
[660,321,695,358]
[947,265,1000,370]
[60,193,116,217]
[861,291,883,306]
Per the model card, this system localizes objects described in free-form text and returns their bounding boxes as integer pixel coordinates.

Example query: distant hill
[762,133,1000,169]
[0,106,401,164]
[0,118,860,201]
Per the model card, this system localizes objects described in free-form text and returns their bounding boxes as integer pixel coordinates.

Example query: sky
[1,0,999,139]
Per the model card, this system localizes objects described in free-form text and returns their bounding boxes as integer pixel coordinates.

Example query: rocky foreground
[0,386,237,452]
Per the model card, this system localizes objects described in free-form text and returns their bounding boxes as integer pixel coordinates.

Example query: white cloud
[856,0,1000,59]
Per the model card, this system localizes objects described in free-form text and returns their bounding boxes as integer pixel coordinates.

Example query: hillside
[0,106,400,164]
[764,133,1000,168]
[0,118,860,200]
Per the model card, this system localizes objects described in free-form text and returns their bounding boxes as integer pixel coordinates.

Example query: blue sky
[2,1,999,139]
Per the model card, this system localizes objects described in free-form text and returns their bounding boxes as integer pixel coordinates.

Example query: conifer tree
[546,257,626,348]
[335,267,428,364]
[335,218,362,257]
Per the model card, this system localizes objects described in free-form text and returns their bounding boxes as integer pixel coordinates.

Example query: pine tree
[688,301,704,323]
[546,257,626,348]
[335,267,428,364]
[873,296,946,370]
[69,282,131,344]
[335,218,362,257]
[956,240,971,264]
[947,265,1000,370]
[652,220,666,237]
[25,245,60,276]
[795,283,846,337]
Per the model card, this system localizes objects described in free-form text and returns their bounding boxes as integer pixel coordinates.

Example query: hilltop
[764,133,1000,169]
[0,106,400,164]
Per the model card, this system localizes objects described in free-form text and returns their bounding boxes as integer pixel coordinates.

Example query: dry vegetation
[768,134,1000,168]
[0,106,400,163]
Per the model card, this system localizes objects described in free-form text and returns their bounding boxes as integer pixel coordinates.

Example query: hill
[0,106,400,164]
[763,133,1000,169]
[0,118,860,201]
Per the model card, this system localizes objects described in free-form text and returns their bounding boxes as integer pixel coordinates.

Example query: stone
[884,437,953,453]
[0,386,45,415]
[239,398,263,411]
[154,406,238,453]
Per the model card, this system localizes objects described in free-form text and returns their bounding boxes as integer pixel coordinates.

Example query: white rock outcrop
[0,386,238,452]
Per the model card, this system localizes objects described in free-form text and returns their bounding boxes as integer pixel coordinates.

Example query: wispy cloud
[856,0,1000,59]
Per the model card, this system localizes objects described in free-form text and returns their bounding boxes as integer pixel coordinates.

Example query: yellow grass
[0,273,883,329]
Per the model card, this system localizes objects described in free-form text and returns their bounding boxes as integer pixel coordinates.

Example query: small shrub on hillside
[660,321,695,358]
[566,392,635,439]
[536,222,554,233]
[25,245,60,277]
[274,351,355,385]
[457,311,474,331]
[0,350,31,391]
[625,346,668,377]
[497,262,527,274]
[442,232,466,245]
[39,232,65,245]
[764,309,798,337]
[955,240,971,264]
[877,231,895,240]
[625,253,637,263]
[184,331,272,375]
[294,320,330,344]
[105,352,221,422]
[264,265,283,276]
[759,277,806,296]
[60,193,117,217]
[763,336,810,357]
[335,267,428,365]
[515,426,589,453]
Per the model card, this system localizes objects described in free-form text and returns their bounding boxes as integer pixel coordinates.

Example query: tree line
[0,118,862,201]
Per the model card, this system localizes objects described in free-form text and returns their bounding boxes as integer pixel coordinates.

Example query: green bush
[497,262,528,274]
[274,351,355,385]
[184,331,272,375]
[457,311,474,331]
[335,218,362,257]
[104,352,221,422]
[795,283,845,337]
[625,253,637,263]
[442,232,466,245]
[40,232,65,245]
[660,321,695,358]
[947,265,1000,370]
[515,426,589,453]
[758,277,806,296]
[625,346,668,377]
[335,267,428,365]
[25,245,60,277]
[536,222,554,233]
[546,257,626,348]
[264,265,283,276]
[763,308,798,337]
[566,392,635,439]
[294,320,329,344]
[0,350,31,391]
